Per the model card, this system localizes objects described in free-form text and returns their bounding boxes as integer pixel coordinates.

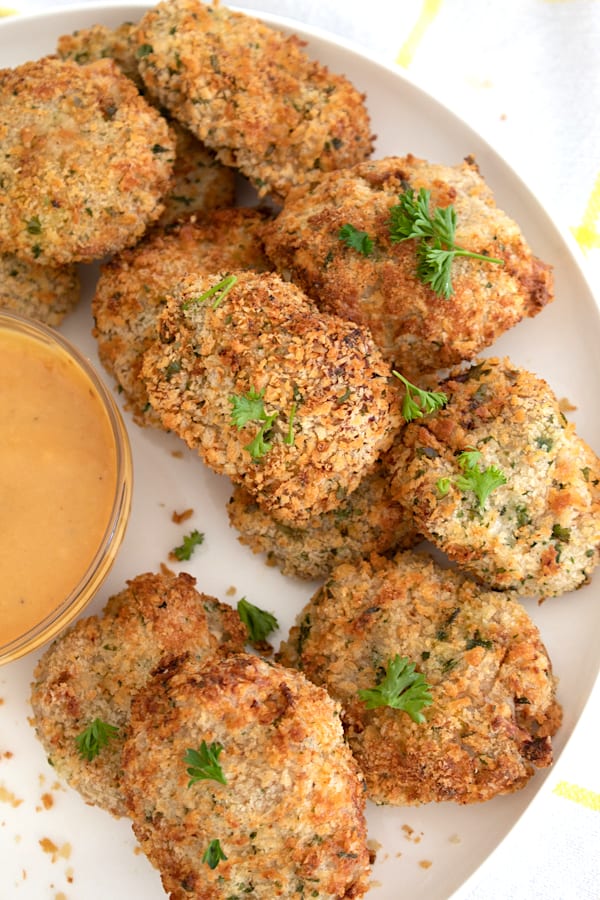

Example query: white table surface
[1,2,599,899]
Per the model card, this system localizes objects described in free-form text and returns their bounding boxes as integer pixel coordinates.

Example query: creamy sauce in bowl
[0,312,132,662]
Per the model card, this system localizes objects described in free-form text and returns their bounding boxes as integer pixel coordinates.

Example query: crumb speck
[559,396,577,413]
[160,562,176,577]
[39,838,72,863]
[419,860,433,869]
[171,449,184,459]
[172,508,194,524]
[226,585,237,596]
[449,833,461,844]
[41,792,54,810]
[0,784,23,807]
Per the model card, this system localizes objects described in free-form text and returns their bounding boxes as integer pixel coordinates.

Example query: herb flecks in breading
[75,718,119,762]
[358,654,432,724]
[389,187,504,298]
[393,371,447,422]
[185,742,227,786]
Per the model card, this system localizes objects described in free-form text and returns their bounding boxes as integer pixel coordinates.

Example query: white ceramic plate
[1,4,599,899]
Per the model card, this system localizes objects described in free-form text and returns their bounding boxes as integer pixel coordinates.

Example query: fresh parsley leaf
[229,388,268,428]
[184,742,227,786]
[229,388,280,460]
[75,718,119,762]
[183,274,238,310]
[338,223,374,256]
[455,449,507,510]
[388,187,503,298]
[172,528,204,561]
[358,654,433,724]
[237,597,278,642]
[392,371,447,422]
[202,839,227,869]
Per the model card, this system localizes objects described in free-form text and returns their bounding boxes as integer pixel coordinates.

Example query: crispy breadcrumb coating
[227,442,418,580]
[93,207,271,426]
[142,270,402,526]
[57,23,236,227]
[121,652,371,900]
[133,0,373,200]
[0,251,80,325]
[389,357,600,599]
[30,572,246,817]
[278,551,562,805]
[263,155,553,377]
[0,56,175,265]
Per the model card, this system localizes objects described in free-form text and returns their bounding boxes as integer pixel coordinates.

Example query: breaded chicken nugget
[57,20,144,87]
[142,270,402,526]
[57,24,236,226]
[0,251,80,326]
[227,442,418,580]
[133,0,373,200]
[30,572,246,817]
[0,56,175,265]
[278,551,562,805]
[121,652,371,900]
[389,357,600,599]
[93,207,270,426]
[156,122,235,228]
[263,155,553,377]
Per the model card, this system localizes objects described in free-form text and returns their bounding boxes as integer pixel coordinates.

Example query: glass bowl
[0,310,132,665]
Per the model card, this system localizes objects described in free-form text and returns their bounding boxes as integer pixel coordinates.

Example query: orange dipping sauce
[0,314,131,660]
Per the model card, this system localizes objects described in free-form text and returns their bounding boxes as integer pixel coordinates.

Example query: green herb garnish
[237,597,278,642]
[388,187,504,298]
[454,448,507,510]
[338,223,374,256]
[229,388,279,460]
[358,654,432,724]
[171,528,204,561]
[202,839,227,869]
[184,742,226,786]
[392,371,447,422]
[183,274,238,310]
[75,719,119,762]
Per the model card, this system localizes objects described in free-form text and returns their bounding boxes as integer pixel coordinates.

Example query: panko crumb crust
[30,572,246,818]
[0,56,175,265]
[0,251,80,326]
[133,0,374,200]
[278,551,562,806]
[389,357,600,599]
[57,22,236,227]
[227,443,418,580]
[93,207,271,426]
[142,270,402,526]
[263,154,553,377]
[121,652,371,900]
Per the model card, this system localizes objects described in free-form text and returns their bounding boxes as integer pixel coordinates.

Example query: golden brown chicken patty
[389,357,600,599]
[278,551,562,806]
[30,572,246,818]
[133,0,373,200]
[121,652,371,900]
[142,270,402,526]
[227,442,418,580]
[56,23,236,227]
[263,155,553,377]
[93,207,271,426]
[155,122,235,228]
[0,56,175,266]
[0,251,80,326]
